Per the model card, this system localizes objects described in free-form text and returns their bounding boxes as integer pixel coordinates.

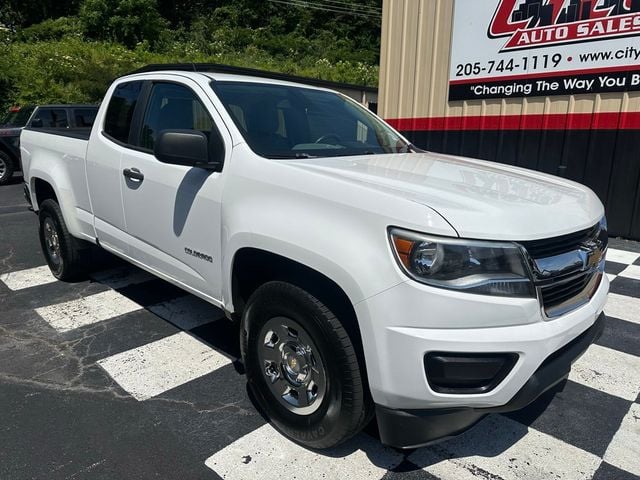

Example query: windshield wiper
[334,150,379,157]
[268,153,316,159]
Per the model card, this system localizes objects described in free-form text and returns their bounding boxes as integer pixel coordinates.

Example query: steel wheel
[258,316,327,415]
[0,151,12,185]
[0,156,6,180]
[243,281,372,449]
[38,199,89,281]
[43,217,62,268]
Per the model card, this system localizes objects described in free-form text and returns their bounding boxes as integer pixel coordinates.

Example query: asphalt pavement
[1,177,639,480]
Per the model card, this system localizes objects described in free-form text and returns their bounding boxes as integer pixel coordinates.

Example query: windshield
[1,107,35,127]
[212,81,411,159]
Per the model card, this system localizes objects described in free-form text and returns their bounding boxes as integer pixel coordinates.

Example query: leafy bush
[17,17,83,42]
[0,38,147,107]
[79,0,168,48]
[1,0,381,110]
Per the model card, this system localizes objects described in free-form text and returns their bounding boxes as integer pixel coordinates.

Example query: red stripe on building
[386,112,640,131]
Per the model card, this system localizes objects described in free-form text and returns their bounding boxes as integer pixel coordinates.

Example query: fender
[219,149,459,312]
[28,168,85,236]
[223,232,368,313]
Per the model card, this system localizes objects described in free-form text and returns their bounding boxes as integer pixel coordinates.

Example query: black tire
[242,281,372,449]
[0,151,14,186]
[38,199,89,281]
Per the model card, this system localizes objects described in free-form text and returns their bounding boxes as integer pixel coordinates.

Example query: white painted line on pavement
[148,295,224,331]
[408,415,601,480]
[97,331,231,401]
[604,293,640,325]
[205,423,403,480]
[604,402,640,476]
[569,344,640,401]
[0,265,56,291]
[35,290,142,333]
[619,264,640,281]
[607,248,640,265]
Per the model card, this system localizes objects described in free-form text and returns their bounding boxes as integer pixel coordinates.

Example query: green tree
[79,0,167,47]
[0,0,382,110]
[17,17,83,42]
[3,0,82,28]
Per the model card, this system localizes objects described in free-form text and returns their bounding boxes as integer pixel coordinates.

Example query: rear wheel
[242,281,372,449]
[0,151,14,186]
[38,199,89,281]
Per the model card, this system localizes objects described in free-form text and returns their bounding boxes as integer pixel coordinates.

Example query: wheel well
[33,178,58,208]
[231,248,366,361]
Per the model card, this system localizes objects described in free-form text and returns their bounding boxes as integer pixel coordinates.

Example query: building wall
[378,0,640,240]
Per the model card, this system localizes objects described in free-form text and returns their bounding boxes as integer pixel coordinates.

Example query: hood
[284,152,604,241]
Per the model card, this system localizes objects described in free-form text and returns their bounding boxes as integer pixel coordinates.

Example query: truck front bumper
[354,272,609,448]
[375,312,604,449]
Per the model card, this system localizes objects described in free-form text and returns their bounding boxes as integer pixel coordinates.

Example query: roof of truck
[202,72,333,90]
[127,63,377,93]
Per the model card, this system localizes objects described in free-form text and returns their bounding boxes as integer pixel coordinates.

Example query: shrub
[79,0,167,48]
[0,38,150,108]
[17,17,83,42]
[0,0,381,110]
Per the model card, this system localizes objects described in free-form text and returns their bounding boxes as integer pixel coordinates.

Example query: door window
[104,81,143,144]
[139,83,214,151]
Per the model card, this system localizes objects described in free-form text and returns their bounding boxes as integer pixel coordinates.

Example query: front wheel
[242,281,372,449]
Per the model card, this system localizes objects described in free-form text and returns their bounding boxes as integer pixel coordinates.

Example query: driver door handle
[123,167,144,182]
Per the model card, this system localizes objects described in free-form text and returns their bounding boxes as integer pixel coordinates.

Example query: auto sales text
[503,13,640,50]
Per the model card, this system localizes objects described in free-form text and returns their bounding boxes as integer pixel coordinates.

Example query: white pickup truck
[21,66,608,449]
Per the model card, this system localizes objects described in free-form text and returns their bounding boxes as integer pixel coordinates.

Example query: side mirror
[31,118,43,128]
[154,130,223,171]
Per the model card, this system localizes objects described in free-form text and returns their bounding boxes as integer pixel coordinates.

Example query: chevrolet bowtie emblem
[579,242,603,270]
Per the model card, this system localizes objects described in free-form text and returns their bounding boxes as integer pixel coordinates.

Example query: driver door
[120,79,230,303]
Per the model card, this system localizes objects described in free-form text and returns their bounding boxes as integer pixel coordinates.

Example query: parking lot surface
[1,179,639,480]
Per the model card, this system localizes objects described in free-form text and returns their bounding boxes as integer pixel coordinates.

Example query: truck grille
[519,221,607,318]
[539,271,599,312]
[520,224,599,258]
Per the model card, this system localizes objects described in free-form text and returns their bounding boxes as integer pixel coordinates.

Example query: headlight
[389,228,535,298]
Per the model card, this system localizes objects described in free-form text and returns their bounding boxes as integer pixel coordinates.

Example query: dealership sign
[449,0,640,100]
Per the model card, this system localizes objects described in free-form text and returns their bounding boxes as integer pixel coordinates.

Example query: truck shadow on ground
[299,388,559,472]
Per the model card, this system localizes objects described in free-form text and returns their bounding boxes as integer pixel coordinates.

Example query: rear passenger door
[86,80,145,256]
[119,78,230,303]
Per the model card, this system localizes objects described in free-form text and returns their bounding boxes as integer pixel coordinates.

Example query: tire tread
[39,199,89,281]
[243,281,372,449]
